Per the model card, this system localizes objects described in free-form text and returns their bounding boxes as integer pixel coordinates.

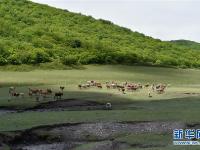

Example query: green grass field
[0,65,200,129]
[0,65,200,149]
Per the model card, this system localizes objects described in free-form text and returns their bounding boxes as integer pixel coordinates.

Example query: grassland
[0,65,200,149]
[0,65,199,107]
[0,65,200,128]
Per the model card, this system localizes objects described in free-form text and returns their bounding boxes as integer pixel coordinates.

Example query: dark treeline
[0,0,200,68]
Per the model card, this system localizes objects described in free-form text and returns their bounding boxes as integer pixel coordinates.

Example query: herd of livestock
[8,86,65,101]
[79,80,167,96]
[8,80,167,101]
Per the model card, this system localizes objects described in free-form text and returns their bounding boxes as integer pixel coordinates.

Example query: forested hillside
[170,40,200,51]
[0,0,200,68]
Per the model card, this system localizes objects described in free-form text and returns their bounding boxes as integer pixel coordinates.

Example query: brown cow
[54,92,63,100]
[9,87,16,95]
[156,84,166,94]
[78,84,88,89]
[28,88,40,95]
[12,92,20,97]
[122,88,126,94]
[106,84,111,89]
[97,85,103,89]
[39,89,52,98]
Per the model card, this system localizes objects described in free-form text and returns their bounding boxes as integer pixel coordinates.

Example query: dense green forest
[0,0,200,68]
[170,40,200,51]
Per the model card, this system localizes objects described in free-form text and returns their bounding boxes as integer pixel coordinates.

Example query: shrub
[62,54,78,65]
[8,54,22,65]
[20,52,36,64]
[70,39,82,48]
[34,50,50,64]
[78,53,96,64]
[0,55,7,65]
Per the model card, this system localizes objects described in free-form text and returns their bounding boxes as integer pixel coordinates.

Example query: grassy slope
[0,65,199,131]
[0,0,200,67]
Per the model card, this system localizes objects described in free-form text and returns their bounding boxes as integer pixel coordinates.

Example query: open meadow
[0,65,200,150]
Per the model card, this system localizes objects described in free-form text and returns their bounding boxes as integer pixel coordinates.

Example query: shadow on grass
[0,88,199,111]
[60,91,200,112]
[0,92,199,132]
[0,82,45,88]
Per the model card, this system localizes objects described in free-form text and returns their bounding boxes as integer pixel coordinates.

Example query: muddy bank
[54,121,184,140]
[30,99,105,111]
[15,143,65,150]
[0,99,106,113]
[0,121,185,150]
[14,141,130,150]
[0,99,143,116]
[0,109,16,116]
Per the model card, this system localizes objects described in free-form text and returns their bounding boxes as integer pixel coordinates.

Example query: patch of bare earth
[1,121,185,150]
[30,99,105,111]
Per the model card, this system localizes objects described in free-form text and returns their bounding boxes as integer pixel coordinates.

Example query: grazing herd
[8,86,65,101]
[9,87,24,98]
[78,80,168,97]
[7,81,168,107]
[78,80,103,89]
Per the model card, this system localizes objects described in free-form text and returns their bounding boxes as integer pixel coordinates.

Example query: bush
[20,52,36,64]
[70,39,82,48]
[62,54,78,65]
[0,55,7,65]
[8,54,22,65]
[34,50,50,64]
[78,53,96,64]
